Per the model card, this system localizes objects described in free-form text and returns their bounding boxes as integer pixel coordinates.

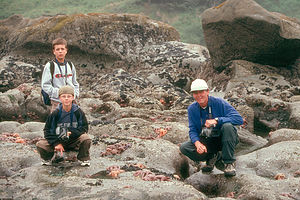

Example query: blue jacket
[43,104,88,146]
[188,96,243,144]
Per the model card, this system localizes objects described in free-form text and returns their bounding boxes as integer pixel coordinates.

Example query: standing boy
[41,38,80,112]
[36,85,91,166]
[180,79,243,176]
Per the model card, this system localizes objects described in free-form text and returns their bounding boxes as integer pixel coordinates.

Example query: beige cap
[190,79,209,92]
[59,85,74,96]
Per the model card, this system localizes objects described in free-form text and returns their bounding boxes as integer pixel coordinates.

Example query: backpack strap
[67,61,73,71]
[56,104,79,127]
[74,108,81,125]
[49,61,55,84]
[74,108,80,119]
[48,60,73,89]
[50,61,73,77]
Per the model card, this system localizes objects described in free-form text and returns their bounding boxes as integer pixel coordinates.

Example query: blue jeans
[180,123,239,164]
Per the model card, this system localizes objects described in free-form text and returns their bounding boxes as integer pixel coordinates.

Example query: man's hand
[54,144,65,156]
[205,119,218,128]
[195,141,207,154]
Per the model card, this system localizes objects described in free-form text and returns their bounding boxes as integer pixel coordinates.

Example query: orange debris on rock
[173,174,180,180]
[133,163,146,169]
[12,133,20,137]
[160,99,166,105]
[108,170,125,178]
[15,139,26,144]
[154,128,168,138]
[275,173,286,180]
[227,192,235,198]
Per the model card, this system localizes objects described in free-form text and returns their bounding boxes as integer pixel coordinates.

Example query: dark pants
[180,123,239,164]
[36,133,91,161]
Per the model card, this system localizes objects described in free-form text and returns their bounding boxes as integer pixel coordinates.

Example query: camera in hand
[52,151,64,163]
[56,126,69,142]
[200,127,214,137]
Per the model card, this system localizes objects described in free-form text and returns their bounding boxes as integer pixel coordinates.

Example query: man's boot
[224,162,236,177]
[215,158,225,171]
[201,152,221,173]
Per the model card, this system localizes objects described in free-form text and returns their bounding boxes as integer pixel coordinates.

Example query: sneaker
[224,162,236,177]
[80,160,90,167]
[201,152,221,173]
[41,160,52,166]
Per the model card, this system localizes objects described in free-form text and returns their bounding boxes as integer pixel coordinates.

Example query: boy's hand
[54,144,65,156]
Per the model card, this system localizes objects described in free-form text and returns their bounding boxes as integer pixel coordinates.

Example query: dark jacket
[43,104,88,146]
[188,96,243,144]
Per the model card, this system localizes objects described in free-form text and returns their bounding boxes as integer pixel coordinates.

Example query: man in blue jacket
[180,79,243,176]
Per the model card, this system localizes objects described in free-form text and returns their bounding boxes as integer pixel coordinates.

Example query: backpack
[41,61,73,105]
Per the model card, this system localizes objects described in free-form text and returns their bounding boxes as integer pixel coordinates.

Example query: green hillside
[0,0,299,45]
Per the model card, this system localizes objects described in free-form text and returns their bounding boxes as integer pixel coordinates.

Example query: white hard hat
[190,79,209,92]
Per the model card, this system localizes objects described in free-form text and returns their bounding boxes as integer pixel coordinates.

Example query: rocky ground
[0,0,300,199]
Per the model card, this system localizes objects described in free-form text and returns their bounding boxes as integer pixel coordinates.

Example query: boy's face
[53,44,67,62]
[59,94,74,107]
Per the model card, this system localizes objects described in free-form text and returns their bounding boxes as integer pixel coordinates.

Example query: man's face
[59,94,74,107]
[192,90,209,107]
[53,44,67,62]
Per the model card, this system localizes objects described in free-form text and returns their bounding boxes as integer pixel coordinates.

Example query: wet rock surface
[1,1,300,199]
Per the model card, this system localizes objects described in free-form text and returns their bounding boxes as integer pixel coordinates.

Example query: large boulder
[185,141,300,199]
[14,121,45,140]
[24,87,49,121]
[0,56,42,92]
[0,121,21,133]
[214,60,299,132]
[224,60,296,101]
[245,94,290,131]
[238,141,300,177]
[14,121,44,133]
[268,128,300,145]
[0,88,25,121]
[0,13,180,64]
[138,41,211,90]
[0,83,48,121]
[288,101,300,129]
[202,0,300,68]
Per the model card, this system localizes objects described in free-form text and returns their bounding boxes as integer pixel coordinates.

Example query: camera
[52,151,64,163]
[200,127,214,137]
[200,127,220,138]
[56,126,69,142]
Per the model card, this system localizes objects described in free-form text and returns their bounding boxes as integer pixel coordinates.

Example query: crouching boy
[36,85,91,166]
